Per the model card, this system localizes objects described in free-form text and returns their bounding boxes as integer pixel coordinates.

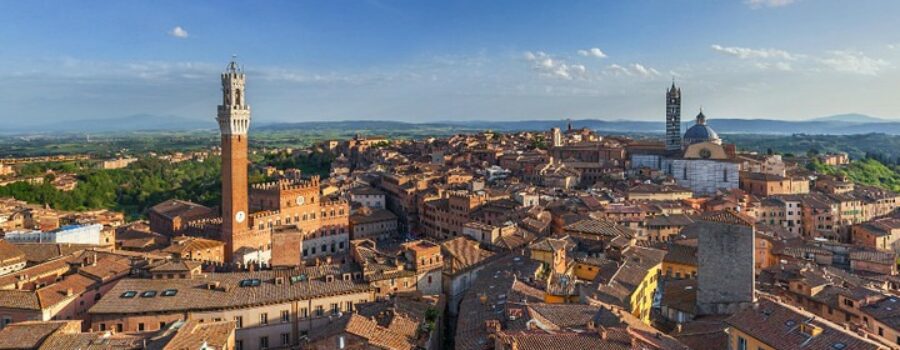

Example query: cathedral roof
[683,111,719,144]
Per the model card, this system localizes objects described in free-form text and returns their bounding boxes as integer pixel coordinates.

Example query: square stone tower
[695,210,756,315]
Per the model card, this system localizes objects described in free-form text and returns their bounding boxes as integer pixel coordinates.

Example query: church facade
[631,84,740,196]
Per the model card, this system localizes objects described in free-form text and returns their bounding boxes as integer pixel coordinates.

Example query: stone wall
[696,220,755,315]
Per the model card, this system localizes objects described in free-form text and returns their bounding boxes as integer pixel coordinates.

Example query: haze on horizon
[3,0,900,126]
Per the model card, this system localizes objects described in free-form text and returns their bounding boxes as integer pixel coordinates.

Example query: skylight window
[161,289,178,297]
[140,290,157,298]
[239,279,261,287]
[832,343,846,349]
[120,291,137,298]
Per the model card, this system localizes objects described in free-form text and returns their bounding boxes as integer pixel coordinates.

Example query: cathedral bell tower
[665,82,682,153]
[217,57,251,262]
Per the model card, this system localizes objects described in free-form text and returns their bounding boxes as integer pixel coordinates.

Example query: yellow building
[662,241,697,280]
[589,246,665,324]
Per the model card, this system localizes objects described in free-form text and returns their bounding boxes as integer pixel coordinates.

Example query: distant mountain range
[5,113,900,135]
[4,114,215,134]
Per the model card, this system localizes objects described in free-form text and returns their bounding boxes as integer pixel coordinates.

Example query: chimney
[599,327,608,340]
[65,288,74,296]
[275,277,285,285]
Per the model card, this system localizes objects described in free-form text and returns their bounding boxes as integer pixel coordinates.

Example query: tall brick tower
[217,57,251,262]
[665,82,682,153]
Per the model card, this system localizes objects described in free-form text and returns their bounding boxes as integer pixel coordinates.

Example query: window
[138,323,145,331]
[316,305,324,317]
[259,336,269,349]
[300,307,308,319]
[99,324,106,331]
[116,324,123,332]
[281,310,290,323]
[260,313,268,325]
[737,336,747,350]
[281,332,290,345]
[234,316,243,329]
[159,322,166,330]
[331,303,340,315]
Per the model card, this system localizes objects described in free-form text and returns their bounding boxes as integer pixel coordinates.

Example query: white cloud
[744,0,799,8]
[577,48,607,59]
[754,62,793,71]
[604,63,660,77]
[630,63,660,77]
[819,50,889,76]
[523,51,588,80]
[169,26,189,39]
[710,44,798,60]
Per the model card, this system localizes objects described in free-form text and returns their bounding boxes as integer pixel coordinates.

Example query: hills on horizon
[5,113,900,135]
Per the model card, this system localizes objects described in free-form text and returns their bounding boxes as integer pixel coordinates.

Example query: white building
[4,224,103,245]
[349,186,386,210]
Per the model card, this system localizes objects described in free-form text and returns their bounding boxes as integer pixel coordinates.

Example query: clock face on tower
[235,211,246,223]
[296,196,305,205]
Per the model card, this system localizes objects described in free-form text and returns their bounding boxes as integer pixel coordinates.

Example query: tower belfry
[217,56,252,262]
[665,82,682,153]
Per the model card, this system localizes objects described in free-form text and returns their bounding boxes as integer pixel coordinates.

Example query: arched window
[235,89,242,106]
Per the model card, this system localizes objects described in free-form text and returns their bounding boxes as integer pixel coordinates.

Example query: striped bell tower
[665,82,682,153]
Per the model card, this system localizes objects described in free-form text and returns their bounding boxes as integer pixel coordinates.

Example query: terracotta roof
[699,209,755,227]
[592,246,665,308]
[0,320,77,349]
[564,219,633,237]
[661,279,697,315]
[345,314,416,350]
[11,242,91,264]
[350,208,398,225]
[149,199,212,220]
[154,320,235,350]
[440,236,495,274]
[162,236,224,255]
[350,186,386,196]
[0,239,25,265]
[725,298,883,350]
[646,214,694,227]
[89,269,373,314]
[663,243,697,266]
[38,332,145,349]
[501,331,631,350]
[150,260,202,273]
[454,254,544,350]
[861,296,900,330]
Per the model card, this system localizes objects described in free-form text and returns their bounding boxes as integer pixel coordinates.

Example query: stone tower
[695,210,756,315]
[665,82,682,153]
[551,127,562,147]
[217,57,252,262]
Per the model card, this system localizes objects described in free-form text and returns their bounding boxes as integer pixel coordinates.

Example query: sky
[2,0,900,126]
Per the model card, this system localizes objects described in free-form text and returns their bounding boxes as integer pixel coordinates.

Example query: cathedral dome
[683,110,720,145]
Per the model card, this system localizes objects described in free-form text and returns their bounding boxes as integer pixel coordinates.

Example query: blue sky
[2,0,900,126]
